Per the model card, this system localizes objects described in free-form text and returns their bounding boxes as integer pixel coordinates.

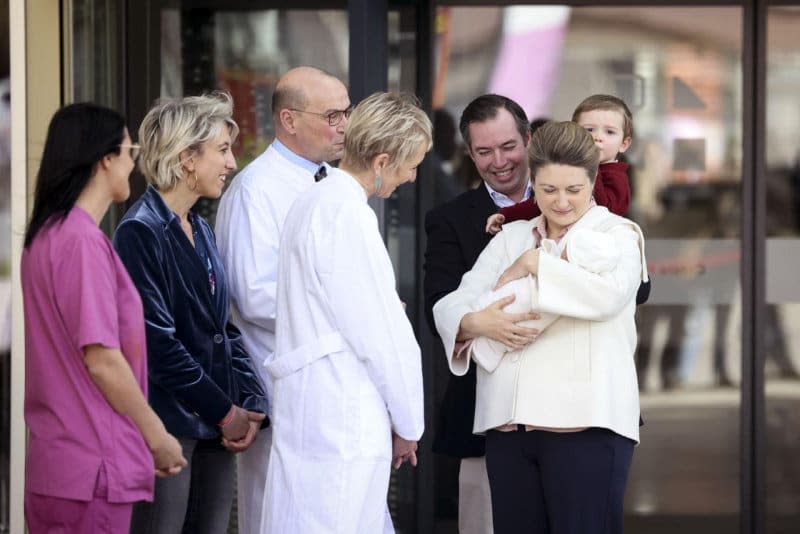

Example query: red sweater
[497,161,631,222]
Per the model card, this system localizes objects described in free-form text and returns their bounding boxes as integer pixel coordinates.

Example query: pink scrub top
[21,207,154,503]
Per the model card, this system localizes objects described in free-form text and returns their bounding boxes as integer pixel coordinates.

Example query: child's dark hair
[24,103,125,248]
[571,94,634,140]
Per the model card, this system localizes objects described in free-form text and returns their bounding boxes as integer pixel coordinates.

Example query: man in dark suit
[424,94,536,534]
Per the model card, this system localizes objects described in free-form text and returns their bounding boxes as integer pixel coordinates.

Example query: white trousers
[236,426,272,534]
[459,457,494,534]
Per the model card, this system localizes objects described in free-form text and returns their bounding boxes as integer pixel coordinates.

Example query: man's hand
[495,248,539,289]
[459,295,539,350]
[392,433,418,469]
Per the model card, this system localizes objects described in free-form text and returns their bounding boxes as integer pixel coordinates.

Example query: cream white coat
[262,168,425,533]
[433,206,647,443]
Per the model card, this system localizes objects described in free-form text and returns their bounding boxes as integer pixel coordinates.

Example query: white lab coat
[215,142,319,534]
[261,168,425,534]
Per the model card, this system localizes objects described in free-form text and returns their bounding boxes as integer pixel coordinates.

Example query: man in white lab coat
[215,66,351,534]
[261,92,429,534]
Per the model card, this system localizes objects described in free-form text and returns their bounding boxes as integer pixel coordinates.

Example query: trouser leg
[485,429,546,534]
[458,457,495,534]
[130,437,196,534]
[236,426,272,534]
[537,428,634,534]
[181,438,235,534]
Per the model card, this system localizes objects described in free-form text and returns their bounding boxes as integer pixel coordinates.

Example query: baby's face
[576,109,631,163]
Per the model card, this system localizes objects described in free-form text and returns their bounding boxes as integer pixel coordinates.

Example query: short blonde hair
[341,92,432,172]
[138,91,239,190]
[529,121,600,183]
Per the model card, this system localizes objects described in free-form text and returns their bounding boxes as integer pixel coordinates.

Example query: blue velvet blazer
[114,186,268,439]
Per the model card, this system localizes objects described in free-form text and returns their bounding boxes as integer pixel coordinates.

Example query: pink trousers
[25,466,134,534]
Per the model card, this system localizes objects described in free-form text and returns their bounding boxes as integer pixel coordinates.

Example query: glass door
[765,6,800,533]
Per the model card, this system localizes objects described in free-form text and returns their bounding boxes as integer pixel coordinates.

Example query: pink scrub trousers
[25,466,134,534]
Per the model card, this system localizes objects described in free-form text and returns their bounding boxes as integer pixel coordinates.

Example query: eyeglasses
[288,106,353,127]
[119,143,141,160]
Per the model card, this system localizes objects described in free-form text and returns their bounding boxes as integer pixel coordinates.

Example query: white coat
[468,226,627,374]
[262,168,425,534]
[433,206,647,443]
[215,140,322,534]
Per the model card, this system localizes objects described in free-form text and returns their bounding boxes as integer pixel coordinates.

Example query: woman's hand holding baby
[458,295,540,350]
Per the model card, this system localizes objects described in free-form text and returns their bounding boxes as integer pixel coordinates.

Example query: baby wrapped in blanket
[466,227,624,373]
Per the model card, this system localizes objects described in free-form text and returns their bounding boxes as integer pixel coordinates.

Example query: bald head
[272,67,350,163]
[272,67,338,118]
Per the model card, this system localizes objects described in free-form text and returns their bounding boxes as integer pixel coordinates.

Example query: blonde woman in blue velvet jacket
[113,92,267,534]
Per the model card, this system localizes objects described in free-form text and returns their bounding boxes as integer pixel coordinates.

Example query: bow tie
[314,166,327,182]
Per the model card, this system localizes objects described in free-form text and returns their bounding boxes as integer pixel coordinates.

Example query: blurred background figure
[529,117,550,134]
[432,108,465,206]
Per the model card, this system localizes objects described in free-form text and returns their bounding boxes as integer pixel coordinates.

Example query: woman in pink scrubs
[21,103,186,533]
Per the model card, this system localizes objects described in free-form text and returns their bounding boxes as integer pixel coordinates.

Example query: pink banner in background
[488,7,570,120]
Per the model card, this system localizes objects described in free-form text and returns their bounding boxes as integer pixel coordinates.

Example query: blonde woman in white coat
[433,121,648,534]
[262,92,431,534]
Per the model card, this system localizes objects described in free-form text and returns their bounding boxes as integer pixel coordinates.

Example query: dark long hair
[24,103,126,248]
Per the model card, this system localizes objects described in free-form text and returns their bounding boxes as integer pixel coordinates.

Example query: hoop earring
[374,174,382,192]
[188,173,199,192]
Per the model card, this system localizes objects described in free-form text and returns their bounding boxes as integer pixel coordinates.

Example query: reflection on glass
[162,9,348,170]
[70,0,123,232]
[766,7,800,534]
[70,0,121,107]
[160,8,348,228]
[386,8,420,530]
[0,74,10,534]
[435,6,742,532]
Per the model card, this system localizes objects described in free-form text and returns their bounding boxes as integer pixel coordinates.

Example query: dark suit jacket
[424,185,497,458]
[114,186,268,439]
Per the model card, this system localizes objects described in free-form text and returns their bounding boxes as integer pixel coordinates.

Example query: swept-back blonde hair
[528,121,600,183]
[341,92,432,172]
[138,91,239,190]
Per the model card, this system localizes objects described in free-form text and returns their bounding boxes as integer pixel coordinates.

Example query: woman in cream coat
[433,121,648,534]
